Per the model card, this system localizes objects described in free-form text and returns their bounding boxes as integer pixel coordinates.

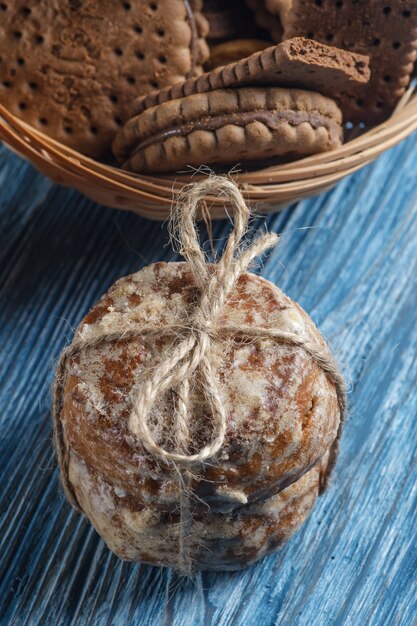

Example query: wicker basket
[1,85,416,220]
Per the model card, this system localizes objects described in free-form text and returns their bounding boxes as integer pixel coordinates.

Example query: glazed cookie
[0,0,209,159]
[57,261,341,515]
[125,38,370,120]
[68,450,328,570]
[281,0,417,123]
[115,87,343,173]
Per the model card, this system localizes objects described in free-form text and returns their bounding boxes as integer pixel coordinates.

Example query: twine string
[128,178,279,465]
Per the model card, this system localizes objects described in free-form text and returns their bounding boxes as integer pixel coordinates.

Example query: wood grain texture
[0,138,417,626]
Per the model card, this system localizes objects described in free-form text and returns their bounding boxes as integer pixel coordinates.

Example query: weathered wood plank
[0,136,416,626]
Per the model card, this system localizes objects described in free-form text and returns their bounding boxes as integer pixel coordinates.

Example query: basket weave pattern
[1,86,416,220]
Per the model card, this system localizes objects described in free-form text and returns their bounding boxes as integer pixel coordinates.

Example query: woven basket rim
[1,84,416,217]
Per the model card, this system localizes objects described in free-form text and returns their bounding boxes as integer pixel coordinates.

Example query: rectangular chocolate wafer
[281,0,417,123]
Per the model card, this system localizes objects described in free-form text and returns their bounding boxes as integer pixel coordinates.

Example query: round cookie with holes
[113,87,343,173]
[0,0,209,159]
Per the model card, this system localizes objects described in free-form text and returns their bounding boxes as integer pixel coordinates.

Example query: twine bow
[128,178,278,464]
[53,176,346,574]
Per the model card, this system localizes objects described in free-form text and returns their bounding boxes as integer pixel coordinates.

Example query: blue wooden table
[1,136,416,626]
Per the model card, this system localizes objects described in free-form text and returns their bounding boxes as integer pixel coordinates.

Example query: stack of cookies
[55,253,344,571]
[1,1,416,173]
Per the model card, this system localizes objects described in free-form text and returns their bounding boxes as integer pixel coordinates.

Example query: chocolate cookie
[204,0,262,43]
[114,87,342,173]
[125,38,370,119]
[206,39,272,70]
[245,0,285,43]
[281,0,417,123]
[0,0,209,159]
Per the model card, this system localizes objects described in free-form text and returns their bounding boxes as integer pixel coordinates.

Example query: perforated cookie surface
[281,0,417,123]
[0,0,209,158]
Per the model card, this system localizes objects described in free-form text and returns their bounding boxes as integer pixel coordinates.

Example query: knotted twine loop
[52,175,347,575]
[127,178,279,465]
